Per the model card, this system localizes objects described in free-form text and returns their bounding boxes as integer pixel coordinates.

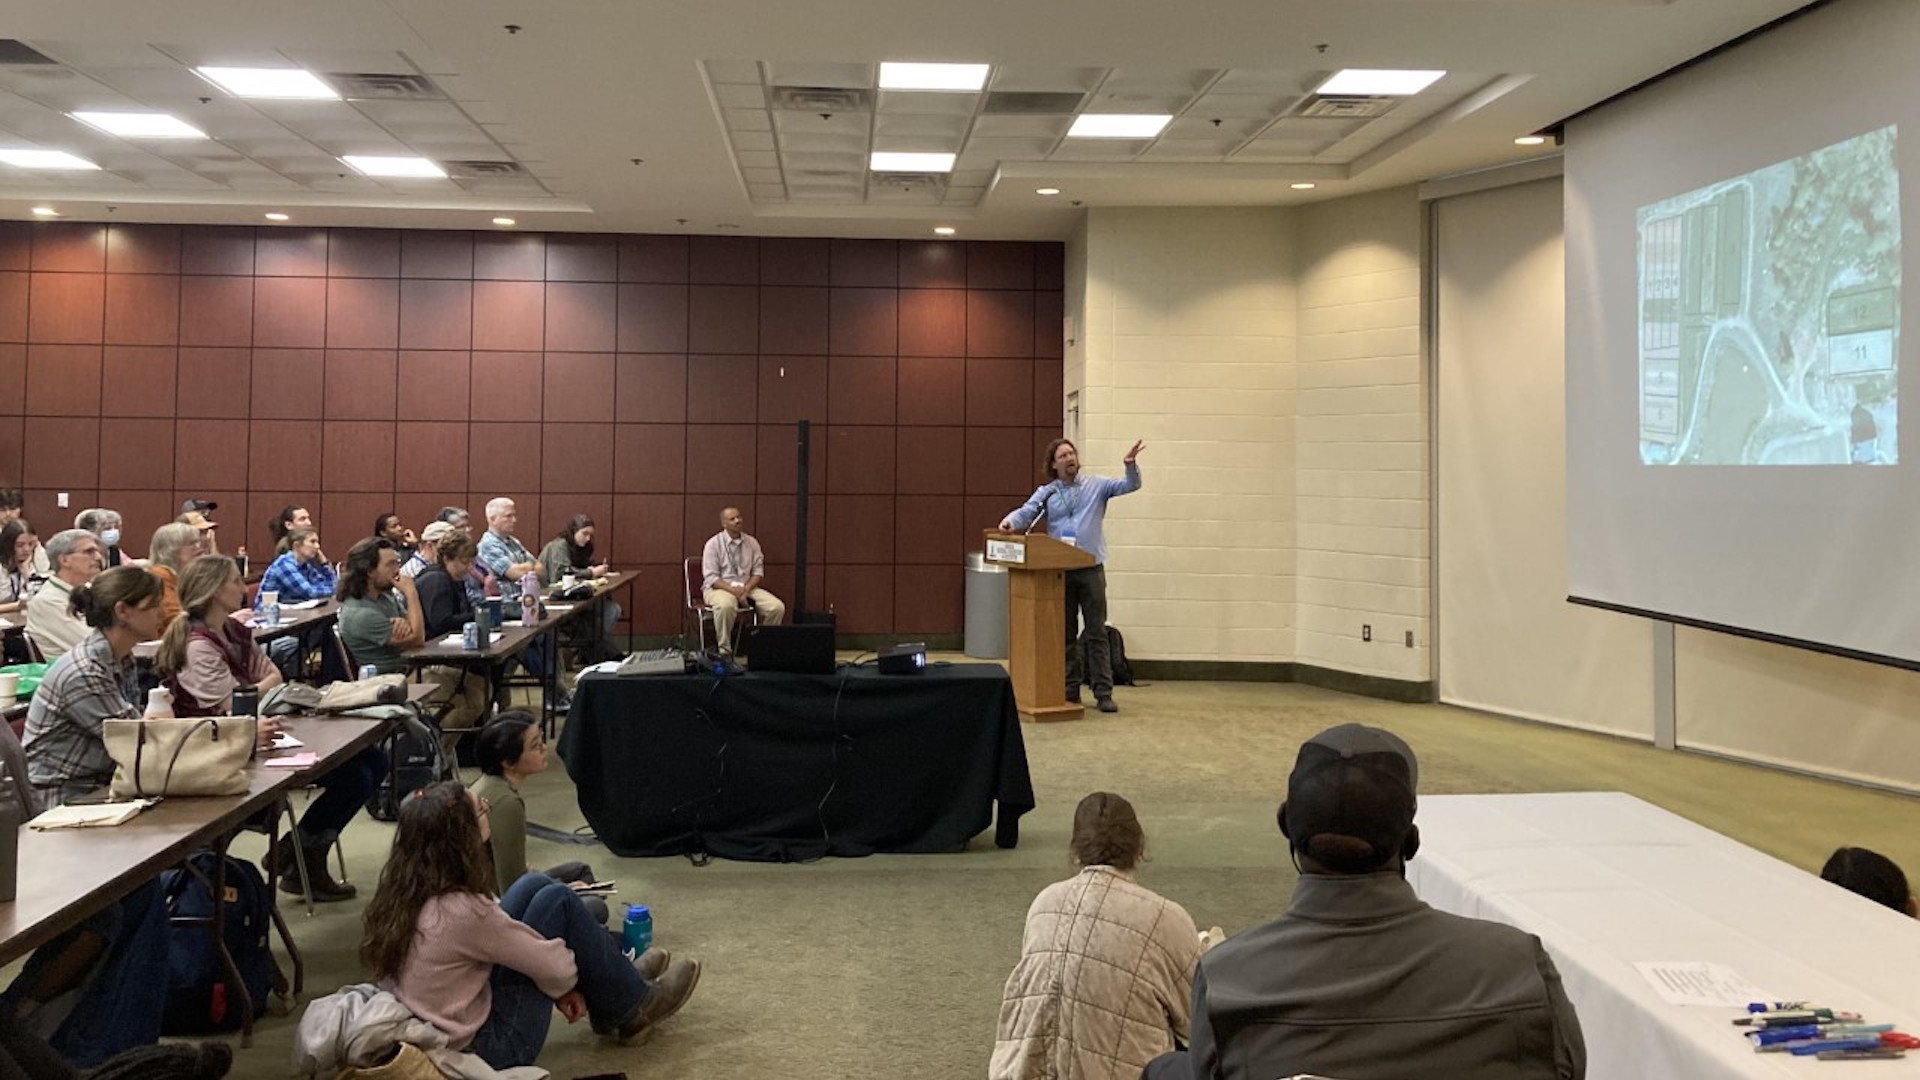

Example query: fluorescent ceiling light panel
[1067,114,1171,139]
[879,62,990,92]
[0,149,99,170]
[196,66,339,100]
[341,154,445,178]
[869,151,954,173]
[30,207,59,216]
[1315,69,1445,96]
[72,111,207,139]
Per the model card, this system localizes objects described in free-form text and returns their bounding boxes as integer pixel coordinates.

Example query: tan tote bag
[105,715,256,798]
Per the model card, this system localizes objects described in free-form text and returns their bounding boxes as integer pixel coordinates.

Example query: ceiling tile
[764,62,871,90]
[1211,69,1316,95]
[986,66,1104,94]
[726,109,771,132]
[714,84,766,109]
[970,114,1070,138]
[702,59,763,84]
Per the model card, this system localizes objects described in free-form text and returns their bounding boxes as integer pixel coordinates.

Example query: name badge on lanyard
[1056,483,1077,547]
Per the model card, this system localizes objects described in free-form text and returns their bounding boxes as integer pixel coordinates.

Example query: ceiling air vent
[770,86,871,113]
[0,40,58,65]
[327,72,445,100]
[1299,95,1395,119]
[443,160,531,179]
[870,173,948,192]
[982,91,1087,115]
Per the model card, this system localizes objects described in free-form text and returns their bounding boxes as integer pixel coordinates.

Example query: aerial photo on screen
[1638,126,1900,465]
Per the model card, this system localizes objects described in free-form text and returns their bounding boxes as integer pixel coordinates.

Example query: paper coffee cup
[0,672,18,707]
[260,590,279,606]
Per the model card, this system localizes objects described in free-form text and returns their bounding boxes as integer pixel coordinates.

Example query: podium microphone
[1024,511,1047,536]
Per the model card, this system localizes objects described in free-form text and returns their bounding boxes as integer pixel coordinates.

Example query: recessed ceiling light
[340,154,445,178]
[71,111,206,139]
[1067,114,1171,139]
[1514,135,1548,147]
[492,217,516,227]
[878,62,991,93]
[933,226,956,236]
[1315,69,1446,96]
[263,212,289,222]
[30,206,59,217]
[0,149,99,170]
[869,151,955,173]
[1036,187,1061,196]
[195,66,339,100]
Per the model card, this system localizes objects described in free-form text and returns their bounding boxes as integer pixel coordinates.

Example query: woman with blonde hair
[155,555,376,902]
[146,521,206,624]
[991,792,1203,1080]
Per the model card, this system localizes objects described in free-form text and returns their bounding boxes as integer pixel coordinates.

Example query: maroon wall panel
[4,225,1063,637]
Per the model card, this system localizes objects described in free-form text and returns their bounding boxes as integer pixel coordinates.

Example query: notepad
[30,800,157,829]
[265,752,319,769]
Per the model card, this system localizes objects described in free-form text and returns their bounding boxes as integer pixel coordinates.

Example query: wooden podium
[983,530,1096,721]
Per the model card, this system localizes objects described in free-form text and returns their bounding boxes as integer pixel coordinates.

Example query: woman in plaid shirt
[259,526,337,602]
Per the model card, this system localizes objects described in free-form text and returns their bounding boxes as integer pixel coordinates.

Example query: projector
[878,642,928,674]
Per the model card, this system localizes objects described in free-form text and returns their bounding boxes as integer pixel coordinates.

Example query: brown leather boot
[616,958,701,1044]
[278,843,356,902]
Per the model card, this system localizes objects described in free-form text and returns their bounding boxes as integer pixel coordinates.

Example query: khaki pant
[704,587,785,653]
[422,664,490,756]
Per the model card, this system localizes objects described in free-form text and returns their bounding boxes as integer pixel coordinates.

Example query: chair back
[329,625,358,679]
[683,557,704,614]
[20,630,45,664]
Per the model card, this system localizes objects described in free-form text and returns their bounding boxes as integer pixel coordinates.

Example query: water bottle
[143,686,176,720]
[519,571,540,623]
[462,621,479,650]
[358,664,378,681]
[234,546,249,579]
[265,598,280,628]
[232,684,259,717]
[474,605,493,647]
[622,903,653,957]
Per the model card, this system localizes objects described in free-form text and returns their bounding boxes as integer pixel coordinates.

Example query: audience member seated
[335,537,423,675]
[268,504,312,556]
[362,781,701,1068]
[0,518,39,616]
[178,508,221,557]
[1821,846,1917,916]
[401,520,456,578]
[476,498,544,604]
[399,534,491,754]
[25,530,107,660]
[21,566,165,805]
[145,521,206,624]
[259,527,336,603]
[72,509,128,569]
[991,792,1203,1080]
[0,491,46,575]
[470,712,611,924]
[436,505,472,533]
[700,506,786,656]
[1145,723,1586,1080]
[538,513,621,664]
[154,555,377,902]
[376,512,417,562]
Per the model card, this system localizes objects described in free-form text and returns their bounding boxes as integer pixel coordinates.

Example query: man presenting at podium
[999,438,1144,713]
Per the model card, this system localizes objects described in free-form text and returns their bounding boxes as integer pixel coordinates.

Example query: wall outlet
[1405,630,1414,648]
[56,492,69,508]
[1361,624,1372,642]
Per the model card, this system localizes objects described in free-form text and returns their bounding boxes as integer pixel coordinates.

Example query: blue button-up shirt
[1004,461,1142,565]
[260,551,337,603]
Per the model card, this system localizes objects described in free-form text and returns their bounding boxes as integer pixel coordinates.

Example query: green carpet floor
[216,675,1918,1078]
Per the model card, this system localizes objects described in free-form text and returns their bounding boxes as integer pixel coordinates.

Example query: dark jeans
[296,744,385,847]
[1,881,169,1068]
[1064,565,1112,697]
[468,872,648,1069]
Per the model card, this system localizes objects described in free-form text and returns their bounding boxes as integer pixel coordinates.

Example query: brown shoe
[616,958,701,1044]
[634,946,672,981]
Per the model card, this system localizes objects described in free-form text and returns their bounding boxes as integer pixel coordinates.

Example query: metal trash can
[963,552,1009,659]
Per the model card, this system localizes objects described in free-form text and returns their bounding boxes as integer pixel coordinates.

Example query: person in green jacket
[469,712,610,925]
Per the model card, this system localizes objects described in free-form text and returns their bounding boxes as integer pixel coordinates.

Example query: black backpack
[366,724,443,821]
[160,852,278,1033]
[1078,625,1137,687]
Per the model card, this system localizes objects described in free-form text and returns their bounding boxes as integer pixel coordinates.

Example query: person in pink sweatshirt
[360,781,701,1068]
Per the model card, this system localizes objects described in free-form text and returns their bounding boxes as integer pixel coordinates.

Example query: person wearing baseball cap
[1147,724,1586,1080]
[402,520,458,579]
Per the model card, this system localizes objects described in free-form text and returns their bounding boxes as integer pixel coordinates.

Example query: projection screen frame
[1567,595,1920,674]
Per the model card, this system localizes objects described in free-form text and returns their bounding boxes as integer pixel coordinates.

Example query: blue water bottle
[622,904,653,957]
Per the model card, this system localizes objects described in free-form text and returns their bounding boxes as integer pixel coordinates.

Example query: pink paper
[265,752,319,768]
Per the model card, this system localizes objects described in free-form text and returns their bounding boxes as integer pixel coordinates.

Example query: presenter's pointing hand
[1124,440,1145,463]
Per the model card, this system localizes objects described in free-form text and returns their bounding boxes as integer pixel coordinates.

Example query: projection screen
[1564,0,1920,667]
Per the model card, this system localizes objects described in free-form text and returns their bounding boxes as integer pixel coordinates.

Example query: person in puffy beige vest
[990,792,1204,1080]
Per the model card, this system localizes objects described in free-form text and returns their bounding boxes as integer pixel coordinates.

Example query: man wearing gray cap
[1146,724,1585,1080]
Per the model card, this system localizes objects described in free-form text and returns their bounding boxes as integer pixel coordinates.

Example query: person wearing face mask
[74,509,128,569]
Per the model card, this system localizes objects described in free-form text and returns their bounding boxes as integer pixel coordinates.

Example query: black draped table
[556,663,1035,862]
